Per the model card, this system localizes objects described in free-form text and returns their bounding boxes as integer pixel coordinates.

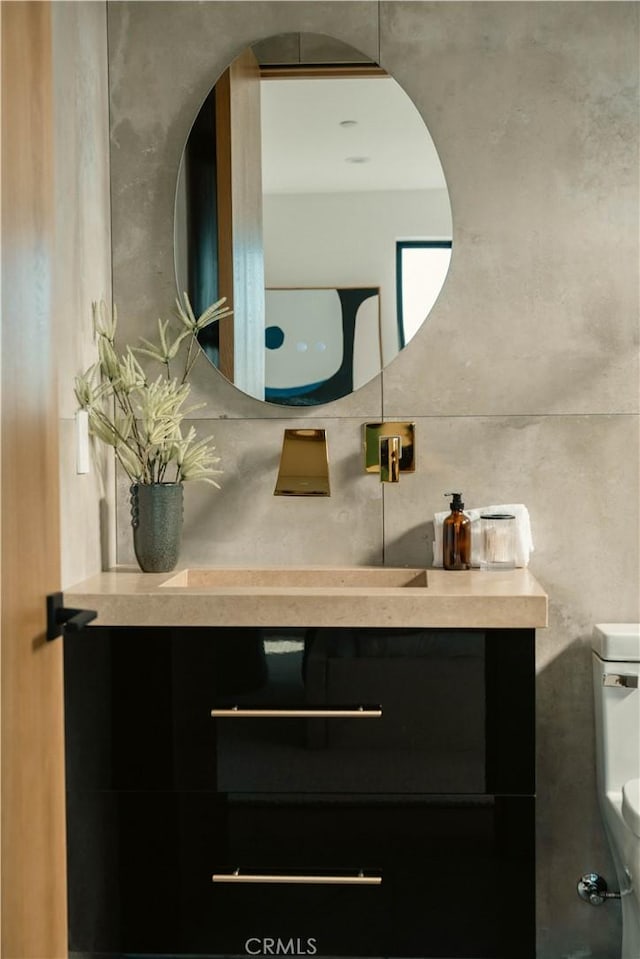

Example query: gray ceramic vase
[130,482,184,572]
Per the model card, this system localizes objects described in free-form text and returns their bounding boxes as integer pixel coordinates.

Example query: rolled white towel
[432,503,534,568]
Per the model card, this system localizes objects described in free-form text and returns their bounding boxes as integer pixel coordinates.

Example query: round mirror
[175,33,452,406]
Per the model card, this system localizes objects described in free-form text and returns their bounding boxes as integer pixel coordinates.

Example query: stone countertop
[64,566,548,630]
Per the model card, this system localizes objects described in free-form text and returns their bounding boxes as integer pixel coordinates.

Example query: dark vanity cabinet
[64,625,535,959]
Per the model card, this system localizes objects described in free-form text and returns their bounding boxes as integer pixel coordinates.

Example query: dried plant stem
[75,295,228,488]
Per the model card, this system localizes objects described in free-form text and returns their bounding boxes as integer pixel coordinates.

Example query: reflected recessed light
[339,119,358,128]
[345,156,370,164]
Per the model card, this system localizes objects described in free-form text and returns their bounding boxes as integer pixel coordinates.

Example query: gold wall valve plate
[364,422,415,476]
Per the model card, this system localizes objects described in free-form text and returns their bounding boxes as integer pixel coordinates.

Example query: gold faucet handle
[379,435,401,483]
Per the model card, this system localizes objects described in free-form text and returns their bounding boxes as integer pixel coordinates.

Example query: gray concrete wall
[106,3,639,956]
[53,1,114,587]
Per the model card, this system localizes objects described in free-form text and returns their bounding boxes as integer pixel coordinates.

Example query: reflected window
[396,240,452,349]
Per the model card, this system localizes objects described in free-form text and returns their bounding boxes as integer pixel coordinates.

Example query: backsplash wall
[106,3,639,957]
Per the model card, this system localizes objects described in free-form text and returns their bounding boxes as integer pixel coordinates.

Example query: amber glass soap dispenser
[443,492,471,570]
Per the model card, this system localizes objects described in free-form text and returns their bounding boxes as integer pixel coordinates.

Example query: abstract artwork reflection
[264,287,380,406]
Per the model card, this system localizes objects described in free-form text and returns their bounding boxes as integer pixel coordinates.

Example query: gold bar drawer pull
[210,706,382,719]
[212,869,382,886]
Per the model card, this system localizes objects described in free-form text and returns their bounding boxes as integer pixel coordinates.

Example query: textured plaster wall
[53,1,114,587]
[107,3,639,957]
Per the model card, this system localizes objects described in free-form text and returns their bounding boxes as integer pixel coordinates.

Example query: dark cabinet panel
[485,628,535,795]
[215,629,485,795]
[64,625,536,959]
[219,797,535,959]
[64,627,254,791]
[67,792,384,957]
[68,793,534,959]
[214,628,534,798]
[66,790,122,954]
[64,627,533,797]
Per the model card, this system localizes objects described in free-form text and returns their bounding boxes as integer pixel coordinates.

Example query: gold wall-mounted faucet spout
[364,422,415,483]
[274,428,330,496]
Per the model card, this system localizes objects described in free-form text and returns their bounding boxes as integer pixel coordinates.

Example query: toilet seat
[622,778,640,838]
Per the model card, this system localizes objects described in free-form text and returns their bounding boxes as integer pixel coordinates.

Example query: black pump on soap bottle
[443,492,471,570]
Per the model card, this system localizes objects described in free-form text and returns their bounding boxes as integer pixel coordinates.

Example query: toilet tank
[592,624,640,797]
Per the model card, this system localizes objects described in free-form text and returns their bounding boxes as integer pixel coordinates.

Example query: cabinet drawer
[214,627,534,796]
[215,628,484,797]
[216,798,535,959]
[64,626,534,797]
[68,793,534,958]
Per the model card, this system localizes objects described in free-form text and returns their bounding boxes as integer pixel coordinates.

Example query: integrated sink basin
[160,566,429,589]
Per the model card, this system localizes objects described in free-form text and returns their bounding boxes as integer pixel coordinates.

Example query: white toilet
[592,623,640,958]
